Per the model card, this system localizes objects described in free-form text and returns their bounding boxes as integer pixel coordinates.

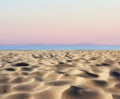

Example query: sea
[0,45,120,50]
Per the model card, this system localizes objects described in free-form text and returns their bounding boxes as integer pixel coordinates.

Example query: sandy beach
[0,50,120,99]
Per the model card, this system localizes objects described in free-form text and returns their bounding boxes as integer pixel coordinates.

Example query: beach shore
[0,50,120,99]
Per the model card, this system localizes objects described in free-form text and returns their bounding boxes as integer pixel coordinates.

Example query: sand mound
[0,50,120,99]
[61,86,102,99]
[45,80,71,86]
[5,93,31,99]
[0,84,11,95]
[112,94,120,99]
[92,80,108,87]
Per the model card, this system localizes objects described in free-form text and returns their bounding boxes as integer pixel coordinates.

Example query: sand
[0,50,120,99]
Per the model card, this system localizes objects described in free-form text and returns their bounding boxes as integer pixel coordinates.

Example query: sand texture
[0,50,120,99]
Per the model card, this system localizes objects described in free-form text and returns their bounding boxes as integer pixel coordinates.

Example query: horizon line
[0,44,120,46]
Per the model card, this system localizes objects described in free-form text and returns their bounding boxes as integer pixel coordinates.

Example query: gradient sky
[0,0,120,45]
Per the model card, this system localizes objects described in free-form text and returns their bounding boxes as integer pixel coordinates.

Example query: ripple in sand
[5,93,31,99]
[34,76,43,82]
[10,77,33,84]
[107,82,120,94]
[32,54,41,58]
[92,80,108,87]
[44,72,62,81]
[110,70,120,79]
[30,71,47,77]
[115,82,120,88]
[13,62,29,67]
[95,63,110,67]
[56,64,73,69]
[60,74,76,81]
[45,80,71,86]
[56,71,66,74]
[112,94,120,99]
[61,86,102,99]
[84,71,99,78]
[34,89,56,99]
[77,70,99,78]
[21,72,29,76]
[21,67,33,71]
[0,77,10,84]
[13,83,39,91]
[5,68,15,71]
[0,84,11,95]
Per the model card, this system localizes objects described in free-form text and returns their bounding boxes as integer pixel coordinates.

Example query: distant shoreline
[0,45,120,50]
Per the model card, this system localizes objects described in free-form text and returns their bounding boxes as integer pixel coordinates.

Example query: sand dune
[0,50,120,99]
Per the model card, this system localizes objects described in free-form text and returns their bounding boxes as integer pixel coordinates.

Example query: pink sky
[0,0,120,45]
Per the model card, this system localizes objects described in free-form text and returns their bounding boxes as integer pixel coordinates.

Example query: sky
[0,0,120,45]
